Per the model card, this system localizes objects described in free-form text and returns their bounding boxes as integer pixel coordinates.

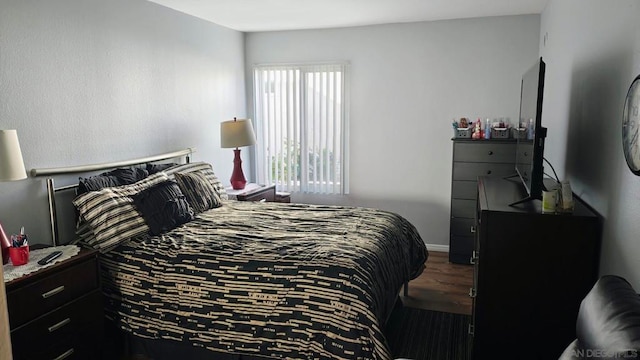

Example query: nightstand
[227,184,276,202]
[275,192,291,203]
[5,247,103,359]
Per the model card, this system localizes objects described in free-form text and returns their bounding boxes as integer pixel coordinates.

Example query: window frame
[252,62,350,195]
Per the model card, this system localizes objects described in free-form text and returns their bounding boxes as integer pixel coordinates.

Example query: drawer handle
[42,285,65,299]
[488,150,493,155]
[470,225,476,234]
[470,250,478,264]
[53,348,74,360]
[468,324,475,336]
[469,287,477,298]
[48,317,71,333]
[486,170,492,175]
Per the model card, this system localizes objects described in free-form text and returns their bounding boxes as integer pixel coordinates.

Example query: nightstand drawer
[7,257,99,328]
[11,290,103,357]
[12,318,102,360]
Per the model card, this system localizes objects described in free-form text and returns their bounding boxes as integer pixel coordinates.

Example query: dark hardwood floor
[401,250,473,315]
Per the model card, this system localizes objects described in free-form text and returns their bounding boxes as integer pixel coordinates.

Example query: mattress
[100,201,428,360]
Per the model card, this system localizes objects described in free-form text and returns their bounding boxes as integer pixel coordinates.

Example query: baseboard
[426,244,449,253]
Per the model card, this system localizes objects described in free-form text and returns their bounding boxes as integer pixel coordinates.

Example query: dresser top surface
[452,138,518,143]
[478,176,598,218]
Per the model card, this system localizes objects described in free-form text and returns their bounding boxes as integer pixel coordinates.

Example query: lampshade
[0,130,27,181]
[220,118,256,148]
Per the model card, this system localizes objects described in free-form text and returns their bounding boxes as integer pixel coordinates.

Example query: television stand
[471,176,601,359]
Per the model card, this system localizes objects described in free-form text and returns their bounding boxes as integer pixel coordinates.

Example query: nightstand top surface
[225,183,273,196]
[4,246,96,288]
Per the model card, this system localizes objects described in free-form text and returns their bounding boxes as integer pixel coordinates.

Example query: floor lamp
[0,130,27,265]
[0,129,26,360]
[220,118,256,190]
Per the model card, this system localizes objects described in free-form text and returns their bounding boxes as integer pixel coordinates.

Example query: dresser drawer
[516,143,534,165]
[449,235,474,264]
[454,142,517,163]
[7,257,99,328]
[10,290,103,354]
[451,199,476,219]
[450,235,474,257]
[452,162,515,181]
[450,217,475,237]
[452,180,477,200]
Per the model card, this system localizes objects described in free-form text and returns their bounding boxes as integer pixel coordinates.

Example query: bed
[31,149,428,360]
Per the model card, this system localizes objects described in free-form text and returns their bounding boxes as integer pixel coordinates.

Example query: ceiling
[146,0,549,32]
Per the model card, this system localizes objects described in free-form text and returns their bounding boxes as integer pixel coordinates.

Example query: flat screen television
[512,57,547,206]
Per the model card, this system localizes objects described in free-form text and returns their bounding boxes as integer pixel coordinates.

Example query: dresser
[449,139,519,264]
[470,177,600,359]
[6,248,103,359]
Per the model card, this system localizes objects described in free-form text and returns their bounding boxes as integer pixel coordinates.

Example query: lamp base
[230,149,247,190]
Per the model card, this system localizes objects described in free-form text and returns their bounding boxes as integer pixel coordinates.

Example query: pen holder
[9,245,29,266]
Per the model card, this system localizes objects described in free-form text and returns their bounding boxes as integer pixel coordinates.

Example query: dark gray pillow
[133,181,194,236]
[146,162,179,175]
[108,167,149,184]
[77,175,120,195]
[77,167,149,195]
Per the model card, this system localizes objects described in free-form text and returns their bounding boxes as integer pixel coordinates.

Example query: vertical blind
[253,63,349,194]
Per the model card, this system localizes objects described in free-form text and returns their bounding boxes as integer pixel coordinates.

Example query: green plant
[270,139,337,184]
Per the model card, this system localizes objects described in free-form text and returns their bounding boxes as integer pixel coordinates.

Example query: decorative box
[455,127,471,138]
[512,127,528,140]
[491,127,510,139]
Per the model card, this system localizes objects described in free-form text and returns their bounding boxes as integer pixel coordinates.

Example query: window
[253,63,349,194]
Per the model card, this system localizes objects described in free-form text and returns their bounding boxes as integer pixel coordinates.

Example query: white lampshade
[220,118,256,148]
[0,130,27,181]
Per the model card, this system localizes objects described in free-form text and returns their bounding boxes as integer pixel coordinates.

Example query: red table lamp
[220,118,256,190]
[0,130,27,264]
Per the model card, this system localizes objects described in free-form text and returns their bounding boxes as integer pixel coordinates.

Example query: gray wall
[539,0,640,288]
[0,0,246,245]
[245,15,540,248]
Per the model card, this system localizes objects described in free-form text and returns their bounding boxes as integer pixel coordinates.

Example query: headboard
[30,148,195,246]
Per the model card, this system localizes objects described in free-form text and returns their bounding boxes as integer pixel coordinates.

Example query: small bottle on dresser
[484,118,491,139]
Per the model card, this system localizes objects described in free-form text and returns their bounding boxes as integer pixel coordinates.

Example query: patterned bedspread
[100,201,428,360]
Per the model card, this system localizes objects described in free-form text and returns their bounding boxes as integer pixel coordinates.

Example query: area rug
[385,307,471,360]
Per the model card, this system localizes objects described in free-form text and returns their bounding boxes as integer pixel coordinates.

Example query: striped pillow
[163,162,228,200]
[174,171,222,213]
[73,220,95,242]
[73,172,169,251]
